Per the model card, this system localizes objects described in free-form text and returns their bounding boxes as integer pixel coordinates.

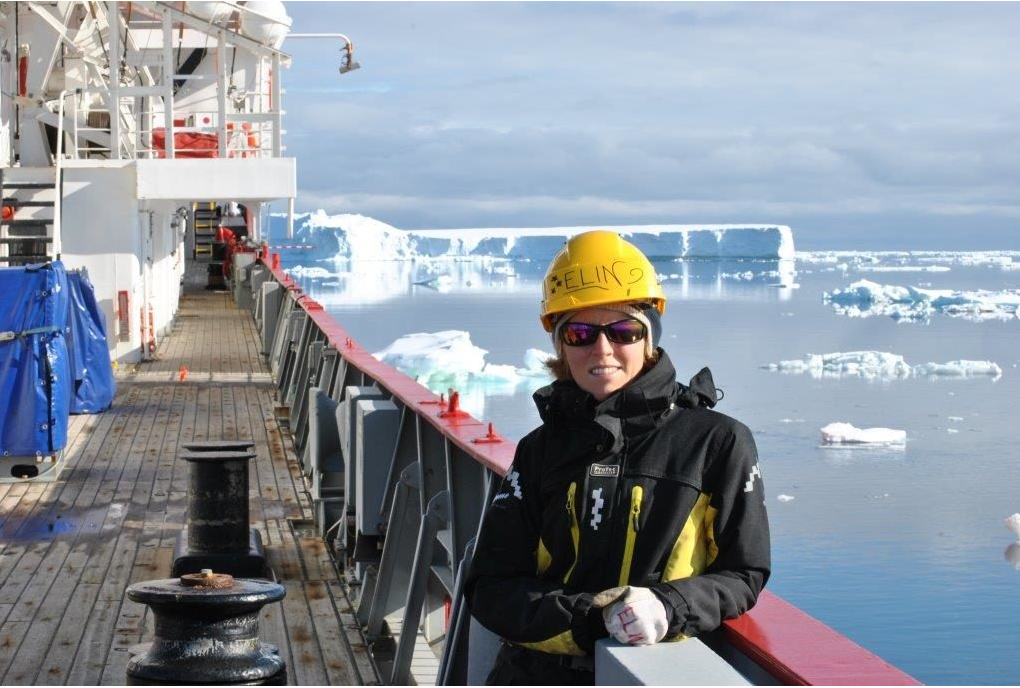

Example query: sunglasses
[560,319,647,347]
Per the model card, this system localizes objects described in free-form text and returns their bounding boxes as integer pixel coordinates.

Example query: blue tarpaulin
[0,262,72,456]
[66,270,115,413]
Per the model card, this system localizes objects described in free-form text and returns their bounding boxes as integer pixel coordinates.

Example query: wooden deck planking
[0,269,380,686]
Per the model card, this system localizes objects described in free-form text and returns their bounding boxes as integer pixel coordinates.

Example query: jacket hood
[533,350,720,444]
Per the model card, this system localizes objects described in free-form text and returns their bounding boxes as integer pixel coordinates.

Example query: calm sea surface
[283,251,1020,685]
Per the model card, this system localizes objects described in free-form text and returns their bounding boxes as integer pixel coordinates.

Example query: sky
[280,2,1020,250]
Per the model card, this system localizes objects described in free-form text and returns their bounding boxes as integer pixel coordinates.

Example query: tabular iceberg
[271,211,795,262]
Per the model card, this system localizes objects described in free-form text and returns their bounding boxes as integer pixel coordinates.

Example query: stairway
[0,167,59,265]
[193,202,220,258]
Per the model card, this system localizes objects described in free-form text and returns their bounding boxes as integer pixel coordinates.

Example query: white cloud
[283,3,1020,242]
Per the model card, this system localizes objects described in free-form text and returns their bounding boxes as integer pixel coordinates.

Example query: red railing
[263,255,921,686]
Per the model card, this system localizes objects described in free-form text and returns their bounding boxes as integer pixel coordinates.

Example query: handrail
[722,591,920,685]
[52,88,76,258]
[262,256,516,475]
[259,256,919,686]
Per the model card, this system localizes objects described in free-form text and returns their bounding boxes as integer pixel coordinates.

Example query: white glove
[601,586,669,646]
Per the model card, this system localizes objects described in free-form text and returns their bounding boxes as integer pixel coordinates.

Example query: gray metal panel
[337,386,386,518]
[293,340,325,456]
[250,264,270,316]
[466,617,500,686]
[282,314,314,407]
[268,296,298,376]
[355,399,401,537]
[595,637,756,686]
[259,281,282,357]
[232,253,256,309]
[308,387,342,477]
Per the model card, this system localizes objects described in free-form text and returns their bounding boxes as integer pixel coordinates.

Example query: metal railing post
[52,88,75,258]
[218,29,228,158]
[391,489,449,686]
[362,464,421,634]
[436,538,476,686]
[161,7,175,158]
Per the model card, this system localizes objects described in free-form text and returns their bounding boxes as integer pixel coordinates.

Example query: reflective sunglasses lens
[606,320,646,344]
[560,319,646,347]
[562,323,599,347]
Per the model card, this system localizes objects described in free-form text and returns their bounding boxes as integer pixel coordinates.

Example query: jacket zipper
[617,484,644,586]
[564,481,580,584]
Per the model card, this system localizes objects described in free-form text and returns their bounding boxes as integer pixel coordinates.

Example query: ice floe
[799,250,1020,271]
[287,265,335,279]
[912,360,1003,377]
[820,422,906,446]
[372,330,552,397]
[823,279,1020,322]
[272,211,795,261]
[762,351,1002,380]
[856,265,951,273]
[1005,513,1020,539]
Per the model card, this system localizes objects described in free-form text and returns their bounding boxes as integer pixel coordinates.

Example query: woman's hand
[596,586,669,645]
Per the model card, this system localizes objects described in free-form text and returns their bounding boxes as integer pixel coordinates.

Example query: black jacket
[465,351,770,656]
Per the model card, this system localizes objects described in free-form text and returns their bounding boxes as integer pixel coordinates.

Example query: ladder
[0,167,59,265]
[193,202,220,258]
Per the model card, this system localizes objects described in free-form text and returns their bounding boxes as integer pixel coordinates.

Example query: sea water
[286,253,1020,685]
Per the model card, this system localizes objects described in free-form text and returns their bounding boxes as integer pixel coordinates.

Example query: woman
[466,230,771,685]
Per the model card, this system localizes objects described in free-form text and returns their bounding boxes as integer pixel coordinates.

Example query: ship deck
[0,265,380,685]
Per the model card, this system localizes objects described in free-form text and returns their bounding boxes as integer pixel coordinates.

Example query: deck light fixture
[286,33,360,77]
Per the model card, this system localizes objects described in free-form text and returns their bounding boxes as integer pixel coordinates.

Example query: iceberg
[764,351,911,379]
[521,348,555,377]
[762,351,1002,380]
[372,330,553,398]
[272,211,795,262]
[820,422,906,446]
[823,279,1020,322]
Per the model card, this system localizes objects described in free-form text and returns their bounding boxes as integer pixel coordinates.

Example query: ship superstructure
[0,0,300,363]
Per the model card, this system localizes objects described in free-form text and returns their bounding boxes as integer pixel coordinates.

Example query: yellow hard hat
[540,230,666,331]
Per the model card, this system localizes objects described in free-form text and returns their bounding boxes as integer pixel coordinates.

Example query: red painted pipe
[18,54,28,97]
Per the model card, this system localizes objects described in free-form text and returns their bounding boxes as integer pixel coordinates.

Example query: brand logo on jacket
[590,464,620,477]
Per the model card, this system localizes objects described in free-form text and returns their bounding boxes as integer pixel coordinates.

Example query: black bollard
[171,441,267,578]
[126,571,286,685]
